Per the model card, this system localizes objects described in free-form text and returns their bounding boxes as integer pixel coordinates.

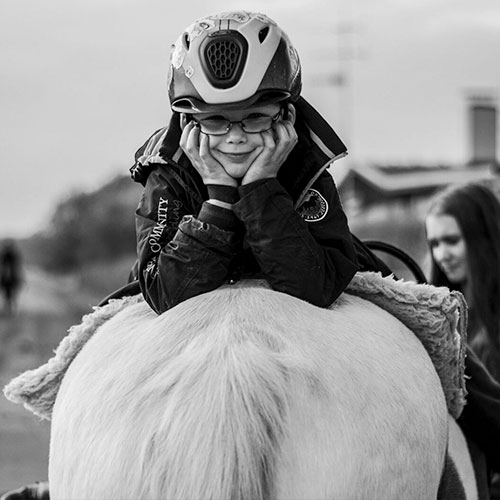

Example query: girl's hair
[426,182,500,380]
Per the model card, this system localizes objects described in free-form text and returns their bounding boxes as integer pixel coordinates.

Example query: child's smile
[211,148,259,178]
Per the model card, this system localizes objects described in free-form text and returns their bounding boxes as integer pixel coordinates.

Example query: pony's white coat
[49,282,449,500]
[447,416,478,500]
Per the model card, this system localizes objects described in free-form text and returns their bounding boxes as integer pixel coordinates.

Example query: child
[129,10,378,315]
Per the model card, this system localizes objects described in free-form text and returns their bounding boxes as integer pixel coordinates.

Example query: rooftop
[335,162,499,197]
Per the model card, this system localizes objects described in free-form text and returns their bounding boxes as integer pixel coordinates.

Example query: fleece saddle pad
[3,272,467,420]
[345,272,467,419]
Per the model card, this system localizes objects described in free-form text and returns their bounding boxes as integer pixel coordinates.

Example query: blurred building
[337,89,499,213]
[467,91,498,166]
[337,162,499,215]
[334,90,500,277]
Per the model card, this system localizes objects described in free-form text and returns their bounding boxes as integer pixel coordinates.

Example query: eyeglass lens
[194,109,283,135]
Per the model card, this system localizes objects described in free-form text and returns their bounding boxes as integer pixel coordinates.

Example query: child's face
[191,103,282,179]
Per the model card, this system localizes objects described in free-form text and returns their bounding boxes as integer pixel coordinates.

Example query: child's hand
[180,121,238,187]
[241,104,298,185]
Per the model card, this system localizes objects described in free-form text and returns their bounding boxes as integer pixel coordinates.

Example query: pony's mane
[142,285,295,499]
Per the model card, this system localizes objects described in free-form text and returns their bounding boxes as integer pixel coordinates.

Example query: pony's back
[49,282,448,500]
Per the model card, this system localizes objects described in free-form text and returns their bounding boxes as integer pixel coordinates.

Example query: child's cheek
[206,135,219,151]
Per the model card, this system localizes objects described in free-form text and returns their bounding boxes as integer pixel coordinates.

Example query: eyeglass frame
[190,107,285,136]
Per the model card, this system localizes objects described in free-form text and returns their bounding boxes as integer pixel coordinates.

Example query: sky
[2,0,500,237]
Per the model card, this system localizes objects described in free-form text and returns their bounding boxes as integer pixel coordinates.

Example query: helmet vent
[207,39,240,79]
[258,27,269,43]
[183,32,190,50]
[202,32,248,89]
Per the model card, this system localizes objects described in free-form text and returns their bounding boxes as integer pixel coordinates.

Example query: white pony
[47,281,475,500]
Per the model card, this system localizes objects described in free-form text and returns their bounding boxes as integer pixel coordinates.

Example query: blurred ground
[0,267,110,494]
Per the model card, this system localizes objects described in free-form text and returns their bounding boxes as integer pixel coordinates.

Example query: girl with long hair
[426,182,500,380]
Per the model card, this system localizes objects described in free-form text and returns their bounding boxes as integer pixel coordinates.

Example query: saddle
[345,272,467,418]
[3,272,467,420]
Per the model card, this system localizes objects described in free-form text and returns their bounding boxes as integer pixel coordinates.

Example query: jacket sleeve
[232,172,358,307]
[136,167,240,314]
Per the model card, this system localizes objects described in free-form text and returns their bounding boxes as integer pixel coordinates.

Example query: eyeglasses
[191,109,283,136]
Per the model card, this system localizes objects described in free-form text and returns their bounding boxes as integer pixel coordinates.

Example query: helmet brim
[171,90,292,113]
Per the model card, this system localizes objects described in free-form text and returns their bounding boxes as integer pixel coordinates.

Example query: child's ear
[287,103,296,125]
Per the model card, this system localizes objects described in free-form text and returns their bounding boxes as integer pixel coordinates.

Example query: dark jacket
[458,347,500,476]
[131,97,364,314]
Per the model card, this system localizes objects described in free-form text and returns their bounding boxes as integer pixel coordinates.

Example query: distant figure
[0,239,23,315]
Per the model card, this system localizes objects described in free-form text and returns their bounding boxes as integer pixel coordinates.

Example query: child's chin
[221,164,250,180]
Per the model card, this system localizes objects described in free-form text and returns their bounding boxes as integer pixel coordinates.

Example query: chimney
[467,91,498,166]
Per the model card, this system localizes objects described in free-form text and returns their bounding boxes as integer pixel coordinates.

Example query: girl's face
[425,214,469,285]
[191,103,282,179]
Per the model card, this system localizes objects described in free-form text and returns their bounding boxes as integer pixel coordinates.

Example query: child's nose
[225,123,247,142]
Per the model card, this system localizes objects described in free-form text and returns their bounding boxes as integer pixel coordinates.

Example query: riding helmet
[168,11,302,113]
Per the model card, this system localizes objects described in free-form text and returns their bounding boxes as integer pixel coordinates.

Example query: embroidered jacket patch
[297,189,328,222]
